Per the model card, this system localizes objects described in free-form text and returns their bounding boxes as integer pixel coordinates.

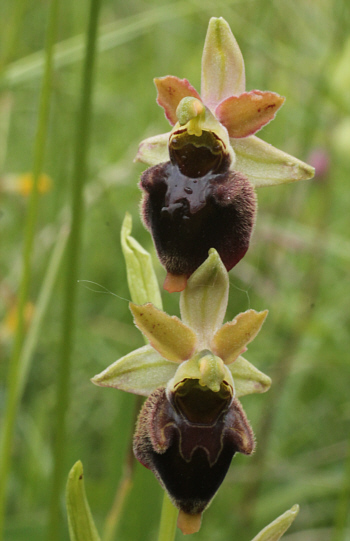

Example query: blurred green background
[1,0,350,540]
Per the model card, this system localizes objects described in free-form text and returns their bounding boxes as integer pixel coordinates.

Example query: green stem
[0,0,27,74]
[0,0,59,538]
[103,396,142,541]
[157,493,178,541]
[46,0,101,539]
[332,440,350,541]
[18,225,69,397]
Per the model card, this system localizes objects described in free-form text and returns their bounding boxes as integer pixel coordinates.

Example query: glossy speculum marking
[140,135,256,284]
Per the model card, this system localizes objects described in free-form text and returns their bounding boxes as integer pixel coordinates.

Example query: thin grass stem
[331,440,350,541]
[0,0,27,74]
[18,225,69,397]
[157,493,178,541]
[46,0,101,539]
[103,396,142,541]
[0,0,59,538]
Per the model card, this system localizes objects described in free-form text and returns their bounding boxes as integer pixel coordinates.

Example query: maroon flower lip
[133,386,254,517]
[140,145,256,292]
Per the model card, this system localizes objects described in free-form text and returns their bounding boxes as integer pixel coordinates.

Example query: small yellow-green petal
[180,249,228,350]
[66,461,101,541]
[251,504,299,541]
[201,17,245,110]
[212,309,268,365]
[228,356,271,397]
[134,132,170,166]
[130,303,197,363]
[121,212,162,310]
[91,345,178,396]
[231,135,315,187]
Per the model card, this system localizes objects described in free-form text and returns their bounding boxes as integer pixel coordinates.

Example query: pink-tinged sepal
[155,76,201,125]
[215,90,285,138]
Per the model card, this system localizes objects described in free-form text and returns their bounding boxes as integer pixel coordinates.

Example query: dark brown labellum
[133,387,254,516]
[140,150,256,281]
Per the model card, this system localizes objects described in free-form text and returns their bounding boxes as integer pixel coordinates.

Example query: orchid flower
[92,249,271,533]
[136,17,314,293]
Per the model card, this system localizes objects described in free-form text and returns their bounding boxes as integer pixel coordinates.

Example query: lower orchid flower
[133,366,255,535]
[92,249,271,534]
[136,17,315,293]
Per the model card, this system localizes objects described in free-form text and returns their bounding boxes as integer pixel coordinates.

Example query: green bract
[121,212,162,309]
[92,249,271,399]
[251,505,299,541]
[66,461,101,541]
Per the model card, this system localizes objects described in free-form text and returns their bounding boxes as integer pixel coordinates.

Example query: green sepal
[228,356,271,397]
[251,504,299,541]
[66,461,101,541]
[231,135,315,188]
[121,212,162,309]
[180,249,228,350]
[167,350,234,395]
[91,344,178,396]
[134,132,170,166]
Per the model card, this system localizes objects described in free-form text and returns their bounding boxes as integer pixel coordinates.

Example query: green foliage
[121,212,162,309]
[1,0,350,540]
[66,461,101,541]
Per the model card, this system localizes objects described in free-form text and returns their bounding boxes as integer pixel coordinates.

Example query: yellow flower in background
[1,172,52,196]
[1,301,35,340]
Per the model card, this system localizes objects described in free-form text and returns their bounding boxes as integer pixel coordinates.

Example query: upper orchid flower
[92,249,271,534]
[136,17,314,293]
[154,18,285,140]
